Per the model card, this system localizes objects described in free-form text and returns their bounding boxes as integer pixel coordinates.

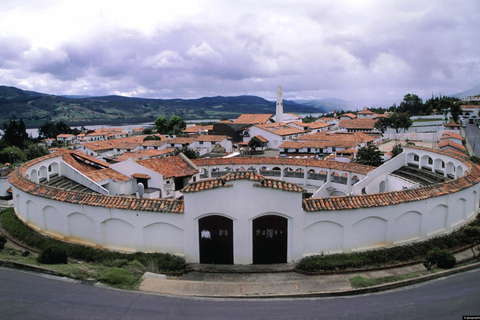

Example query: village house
[56,133,77,145]
[289,121,330,133]
[183,124,213,135]
[338,118,378,132]
[356,107,376,119]
[245,123,305,149]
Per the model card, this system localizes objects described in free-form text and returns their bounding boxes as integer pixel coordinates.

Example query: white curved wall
[10,147,480,264]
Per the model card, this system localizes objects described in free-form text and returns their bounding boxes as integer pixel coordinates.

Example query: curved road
[0,267,479,319]
[464,122,480,156]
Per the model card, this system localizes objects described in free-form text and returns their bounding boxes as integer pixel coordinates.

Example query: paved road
[464,122,480,156]
[1,267,479,320]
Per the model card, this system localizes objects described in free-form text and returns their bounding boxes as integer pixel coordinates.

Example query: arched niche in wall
[143,222,184,254]
[39,165,48,181]
[379,180,386,193]
[392,211,422,244]
[42,205,63,235]
[445,162,455,177]
[30,169,38,183]
[426,204,448,236]
[351,216,387,250]
[456,165,464,178]
[351,175,360,186]
[450,198,466,228]
[49,162,60,176]
[67,212,95,245]
[26,200,39,226]
[101,218,135,251]
[303,221,344,255]
[433,158,445,173]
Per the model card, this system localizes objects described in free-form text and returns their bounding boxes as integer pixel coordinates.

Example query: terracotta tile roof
[342,113,357,119]
[82,135,149,151]
[234,114,273,124]
[286,113,301,118]
[254,123,305,136]
[338,119,377,130]
[167,137,196,145]
[182,171,303,193]
[57,134,76,138]
[142,139,168,148]
[440,132,463,141]
[293,131,374,148]
[196,135,229,142]
[112,148,174,162]
[8,151,183,213]
[438,140,466,151]
[9,167,183,213]
[183,125,213,133]
[131,173,151,179]
[254,135,269,143]
[84,168,131,182]
[444,121,461,127]
[307,122,330,129]
[71,151,111,168]
[193,157,373,175]
[373,114,388,119]
[304,146,480,211]
[357,108,375,114]
[290,121,310,128]
[137,155,198,178]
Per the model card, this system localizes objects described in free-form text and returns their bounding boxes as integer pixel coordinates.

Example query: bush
[0,234,6,250]
[38,244,68,264]
[423,247,456,270]
[97,268,136,286]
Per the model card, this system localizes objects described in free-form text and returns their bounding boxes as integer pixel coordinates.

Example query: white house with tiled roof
[356,107,376,119]
[8,146,480,265]
[245,123,305,149]
[191,135,232,156]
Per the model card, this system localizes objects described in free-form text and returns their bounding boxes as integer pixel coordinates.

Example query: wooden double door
[198,214,288,265]
[252,215,288,264]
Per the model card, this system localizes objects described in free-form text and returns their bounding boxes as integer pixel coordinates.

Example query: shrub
[98,268,136,286]
[423,247,456,270]
[38,244,68,264]
[0,234,6,250]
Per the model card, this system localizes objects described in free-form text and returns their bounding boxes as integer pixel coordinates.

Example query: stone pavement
[139,248,480,298]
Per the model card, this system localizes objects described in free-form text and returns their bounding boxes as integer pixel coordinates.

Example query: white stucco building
[8,146,480,265]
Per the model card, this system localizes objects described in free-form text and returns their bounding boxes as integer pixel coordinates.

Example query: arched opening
[199,215,233,264]
[379,180,386,192]
[252,215,287,264]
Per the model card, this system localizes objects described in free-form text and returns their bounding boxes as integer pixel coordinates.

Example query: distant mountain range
[450,84,480,99]
[0,85,325,128]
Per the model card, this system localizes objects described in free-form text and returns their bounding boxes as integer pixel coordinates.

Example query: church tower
[275,85,284,123]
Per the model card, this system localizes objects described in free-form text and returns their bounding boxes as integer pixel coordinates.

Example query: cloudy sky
[0,0,479,106]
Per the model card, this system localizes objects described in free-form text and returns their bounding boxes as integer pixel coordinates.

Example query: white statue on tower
[275,85,284,123]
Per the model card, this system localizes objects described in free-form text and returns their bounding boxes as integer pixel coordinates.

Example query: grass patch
[349,271,433,288]
[0,208,187,276]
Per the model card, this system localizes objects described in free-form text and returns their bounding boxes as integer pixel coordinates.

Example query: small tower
[275,85,284,123]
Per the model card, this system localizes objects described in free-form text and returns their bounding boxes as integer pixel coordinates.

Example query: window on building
[414,155,419,161]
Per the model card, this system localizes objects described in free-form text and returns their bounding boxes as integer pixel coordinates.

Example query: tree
[354,144,383,167]
[24,143,49,160]
[248,137,264,153]
[390,112,413,134]
[143,135,161,141]
[391,143,403,158]
[169,115,186,135]
[374,117,392,133]
[154,116,169,134]
[2,119,29,147]
[38,120,74,139]
[398,93,426,115]
[0,146,27,165]
[174,147,198,159]
[463,226,480,258]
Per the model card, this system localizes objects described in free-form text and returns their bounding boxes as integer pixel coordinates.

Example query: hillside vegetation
[0,86,321,127]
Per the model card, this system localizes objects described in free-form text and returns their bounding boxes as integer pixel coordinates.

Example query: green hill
[0,86,323,127]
